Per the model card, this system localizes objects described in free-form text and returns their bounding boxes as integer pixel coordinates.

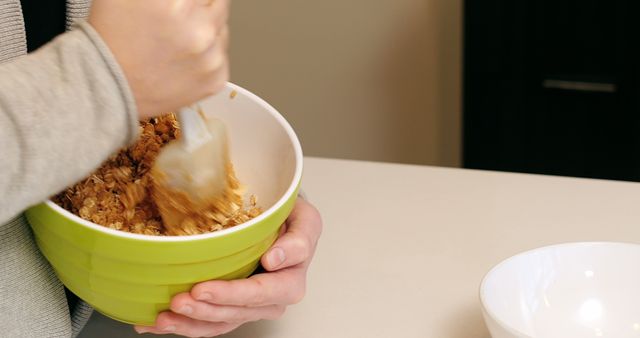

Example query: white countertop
[80,157,640,337]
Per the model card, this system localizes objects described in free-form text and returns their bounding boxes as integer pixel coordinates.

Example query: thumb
[260,199,322,271]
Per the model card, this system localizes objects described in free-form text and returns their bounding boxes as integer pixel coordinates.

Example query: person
[0,0,323,337]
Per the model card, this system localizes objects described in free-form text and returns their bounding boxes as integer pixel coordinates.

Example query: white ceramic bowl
[480,242,640,338]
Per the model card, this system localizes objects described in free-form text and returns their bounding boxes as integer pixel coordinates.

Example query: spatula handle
[178,105,211,151]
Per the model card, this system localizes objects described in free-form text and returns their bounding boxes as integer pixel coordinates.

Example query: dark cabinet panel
[464,0,640,181]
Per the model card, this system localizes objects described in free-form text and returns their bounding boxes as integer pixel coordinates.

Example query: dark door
[464,0,640,181]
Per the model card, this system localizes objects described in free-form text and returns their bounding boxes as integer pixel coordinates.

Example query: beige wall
[229,0,462,167]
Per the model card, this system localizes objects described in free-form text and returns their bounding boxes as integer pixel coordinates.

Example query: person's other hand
[134,198,322,337]
[88,0,230,119]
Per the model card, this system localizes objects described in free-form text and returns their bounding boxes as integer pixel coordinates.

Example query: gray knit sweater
[0,1,139,336]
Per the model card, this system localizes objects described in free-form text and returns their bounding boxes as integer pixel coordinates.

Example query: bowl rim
[478,241,640,337]
[43,82,303,242]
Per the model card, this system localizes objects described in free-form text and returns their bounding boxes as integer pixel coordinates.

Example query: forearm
[0,21,138,223]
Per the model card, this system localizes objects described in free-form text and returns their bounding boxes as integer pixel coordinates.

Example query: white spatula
[151,105,231,230]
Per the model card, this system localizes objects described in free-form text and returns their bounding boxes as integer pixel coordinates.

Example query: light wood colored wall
[229,0,462,167]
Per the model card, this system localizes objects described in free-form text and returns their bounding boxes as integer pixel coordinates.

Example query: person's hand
[88,0,230,119]
[134,198,322,337]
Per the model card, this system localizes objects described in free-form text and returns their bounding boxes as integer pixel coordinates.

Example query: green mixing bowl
[25,83,303,325]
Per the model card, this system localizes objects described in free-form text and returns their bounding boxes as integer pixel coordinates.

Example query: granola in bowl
[53,114,261,236]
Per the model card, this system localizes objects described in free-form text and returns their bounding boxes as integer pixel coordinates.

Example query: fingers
[135,312,240,337]
[192,0,229,32]
[170,292,286,323]
[135,198,321,335]
[188,23,228,96]
[219,24,230,51]
[261,198,323,271]
[190,0,230,98]
[195,0,215,6]
[184,0,228,55]
[134,198,322,336]
[197,24,228,72]
[189,199,319,307]
[286,198,323,248]
[191,266,307,307]
[200,55,229,96]
[210,0,230,31]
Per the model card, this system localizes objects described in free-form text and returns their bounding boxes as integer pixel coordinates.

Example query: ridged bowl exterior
[26,190,297,325]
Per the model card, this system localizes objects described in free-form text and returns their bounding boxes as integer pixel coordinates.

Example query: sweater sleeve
[0,21,139,223]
